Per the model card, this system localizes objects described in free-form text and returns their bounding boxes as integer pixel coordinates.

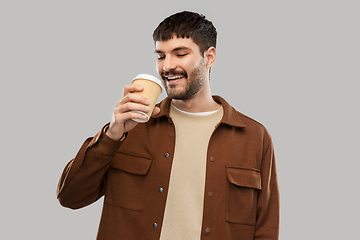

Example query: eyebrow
[154,46,192,54]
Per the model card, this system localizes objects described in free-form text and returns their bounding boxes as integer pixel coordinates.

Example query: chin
[167,92,186,100]
[167,91,196,101]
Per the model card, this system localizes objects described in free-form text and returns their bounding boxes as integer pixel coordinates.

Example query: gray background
[1,0,359,239]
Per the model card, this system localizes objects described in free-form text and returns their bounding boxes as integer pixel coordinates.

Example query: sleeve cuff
[86,123,125,156]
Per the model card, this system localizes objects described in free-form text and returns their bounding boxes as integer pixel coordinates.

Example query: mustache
[161,70,188,79]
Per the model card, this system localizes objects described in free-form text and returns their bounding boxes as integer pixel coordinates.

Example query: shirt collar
[154,96,246,128]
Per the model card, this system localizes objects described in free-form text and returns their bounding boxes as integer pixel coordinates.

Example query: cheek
[179,62,192,75]
[184,62,199,75]
[156,63,162,75]
[187,57,203,69]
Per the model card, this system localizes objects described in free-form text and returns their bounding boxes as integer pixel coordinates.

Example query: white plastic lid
[133,74,164,92]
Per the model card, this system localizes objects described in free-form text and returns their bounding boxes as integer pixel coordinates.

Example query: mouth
[163,74,185,84]
[161,71,187,84]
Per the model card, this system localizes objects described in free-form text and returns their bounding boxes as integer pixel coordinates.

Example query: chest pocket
[105,152,153,212]
[226,166,261,226]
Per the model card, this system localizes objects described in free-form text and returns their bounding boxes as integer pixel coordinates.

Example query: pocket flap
[110,153,152,175]
[226,167,261,190]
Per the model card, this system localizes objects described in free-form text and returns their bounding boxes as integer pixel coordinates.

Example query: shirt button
[168,119,173,125]
[205,228,211,233]
[153,223,158,228]
[208,192,214,197]
[159,188,164,193]
[210,156,215,162]
[165,153,170,158]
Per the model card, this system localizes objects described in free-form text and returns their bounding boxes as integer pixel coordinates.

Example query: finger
[115,102,150,114]
[118,93,150,107]
[123,84,144,95]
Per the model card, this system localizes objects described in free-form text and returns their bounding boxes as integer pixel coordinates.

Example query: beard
[161,60,206,100]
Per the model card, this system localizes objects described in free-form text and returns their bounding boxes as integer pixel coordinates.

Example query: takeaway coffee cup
[131,74,163,123]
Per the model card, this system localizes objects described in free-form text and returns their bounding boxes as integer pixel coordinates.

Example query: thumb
[151,107,161,116]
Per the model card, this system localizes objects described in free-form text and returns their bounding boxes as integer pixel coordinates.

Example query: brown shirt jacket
[57,96,280,240]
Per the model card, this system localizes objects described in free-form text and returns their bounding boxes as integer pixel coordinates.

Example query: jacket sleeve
[255,139,280,239]
[56,124,123,209]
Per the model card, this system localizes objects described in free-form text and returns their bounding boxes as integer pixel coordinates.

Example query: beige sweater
[160,103,223,240]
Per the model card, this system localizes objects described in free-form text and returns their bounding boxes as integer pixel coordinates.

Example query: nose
[163,56,176,72]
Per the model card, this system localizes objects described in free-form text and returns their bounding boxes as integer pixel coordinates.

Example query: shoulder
[215,95,271,138]
[238,111,271,139]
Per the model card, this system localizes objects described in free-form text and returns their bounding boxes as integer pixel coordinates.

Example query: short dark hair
[153,11,217,55]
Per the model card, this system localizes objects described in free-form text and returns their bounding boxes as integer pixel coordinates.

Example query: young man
[57,11,280,240]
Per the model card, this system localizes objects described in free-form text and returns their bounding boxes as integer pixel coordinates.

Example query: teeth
[167,75,183,80]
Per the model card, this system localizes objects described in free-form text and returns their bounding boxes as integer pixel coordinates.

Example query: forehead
[155,36,200,53]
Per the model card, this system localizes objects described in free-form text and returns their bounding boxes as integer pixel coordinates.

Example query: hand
[106,84,160,141]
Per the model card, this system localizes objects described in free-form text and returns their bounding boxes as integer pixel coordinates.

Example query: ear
[205,47,217,69]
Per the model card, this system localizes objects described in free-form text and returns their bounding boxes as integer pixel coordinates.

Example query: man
[57,11,280,240]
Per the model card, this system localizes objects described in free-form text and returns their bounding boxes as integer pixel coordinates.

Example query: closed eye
[156,54,165,60]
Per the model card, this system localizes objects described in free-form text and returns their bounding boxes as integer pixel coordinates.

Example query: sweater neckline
[170,103,224,123]
[171,103,221,116]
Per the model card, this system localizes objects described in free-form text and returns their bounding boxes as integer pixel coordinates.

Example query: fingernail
[146,99,150,104]
[145,106,150,111]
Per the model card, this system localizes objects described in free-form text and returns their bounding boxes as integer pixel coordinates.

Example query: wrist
[104,127,126,141]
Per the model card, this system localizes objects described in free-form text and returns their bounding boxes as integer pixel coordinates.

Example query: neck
[171,84,220,113]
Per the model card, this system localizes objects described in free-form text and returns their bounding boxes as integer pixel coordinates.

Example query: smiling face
[155,37,210,100]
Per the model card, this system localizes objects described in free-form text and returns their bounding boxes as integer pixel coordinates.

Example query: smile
[166,75,185,81]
